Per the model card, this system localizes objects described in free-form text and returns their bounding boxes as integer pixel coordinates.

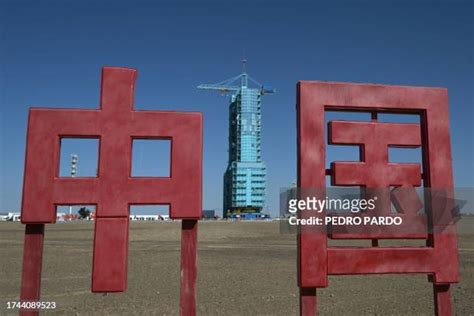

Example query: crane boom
[198,60,275,95]
[196,84,240,93]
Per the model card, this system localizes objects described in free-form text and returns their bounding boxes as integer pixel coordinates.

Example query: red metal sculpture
[297,81,459,315]
[20,67,202,315]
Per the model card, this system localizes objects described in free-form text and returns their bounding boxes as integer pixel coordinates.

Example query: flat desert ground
[1,217,473,315]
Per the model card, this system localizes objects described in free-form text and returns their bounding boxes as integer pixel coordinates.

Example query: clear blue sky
[1,0,473,217]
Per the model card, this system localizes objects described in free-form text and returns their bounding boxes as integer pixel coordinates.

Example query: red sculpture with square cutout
[297,81,459,315]
[20,67,202,315]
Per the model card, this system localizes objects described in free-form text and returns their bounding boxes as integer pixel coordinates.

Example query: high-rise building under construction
[198,60,275,218]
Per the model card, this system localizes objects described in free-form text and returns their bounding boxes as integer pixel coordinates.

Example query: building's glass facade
[223,84,266,217]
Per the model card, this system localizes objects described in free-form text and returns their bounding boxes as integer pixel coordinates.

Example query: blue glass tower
[198,60,275,217]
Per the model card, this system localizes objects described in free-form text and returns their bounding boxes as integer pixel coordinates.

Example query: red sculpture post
[297,81,459,315]
[20,67,202,315]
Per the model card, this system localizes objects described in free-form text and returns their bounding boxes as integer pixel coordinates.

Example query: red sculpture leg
[180,220,198,316]
[300,287,317,316]
[433,284,452,316]
[92,218,129,292]
[20,224,45,316]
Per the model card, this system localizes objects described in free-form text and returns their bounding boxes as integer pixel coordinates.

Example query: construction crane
[197,59,276,95]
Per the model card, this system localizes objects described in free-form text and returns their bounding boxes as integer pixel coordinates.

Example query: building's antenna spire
[241,53,248,88]
[242,57,247,74]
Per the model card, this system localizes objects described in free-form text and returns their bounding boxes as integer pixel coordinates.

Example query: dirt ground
[0,217,472,315]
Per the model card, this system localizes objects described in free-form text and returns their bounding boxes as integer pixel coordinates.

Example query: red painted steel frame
[297,81,459,315]
[20,67,202,315]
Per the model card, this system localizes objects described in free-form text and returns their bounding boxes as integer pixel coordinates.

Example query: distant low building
[159,214,170,221]
[0,212,21,221]
[227,212,271,220]
[202,210,215,219]
[129,214,170,221]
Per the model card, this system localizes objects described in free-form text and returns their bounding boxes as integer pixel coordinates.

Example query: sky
[1,0,473,217]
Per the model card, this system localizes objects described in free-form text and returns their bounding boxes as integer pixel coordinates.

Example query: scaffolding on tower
[198,60,275,218]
